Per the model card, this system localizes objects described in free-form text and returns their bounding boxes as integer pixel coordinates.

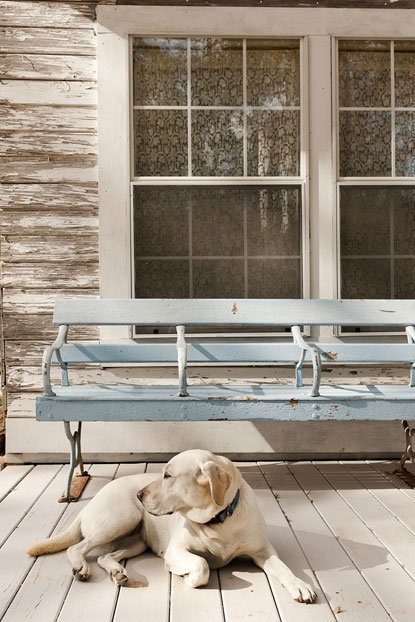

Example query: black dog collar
[205,489,240,525]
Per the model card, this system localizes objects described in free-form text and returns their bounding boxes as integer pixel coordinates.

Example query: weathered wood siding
[0,0,105,452]
[1,0,413,461]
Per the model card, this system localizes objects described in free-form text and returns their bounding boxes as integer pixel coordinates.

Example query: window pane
[192,187,244,256]
[246,39,300,107]
[192,110,244,176]
[134,110,188,176]
[191,38,243,106]
[395,259,415,299]
[340,186,415,302]
[339,111,391,177]
[193,259,245,298]
[395,112,415,177]
[133,185,302,299]
[338,40,390,108]
[246,187,301,255]
[393,187,415,254]
[394,41,415,108]
[341,187,390,255]
[135,260,189,298]
[341,258,391,299]
[133,38,187,106]
[134,187,189,256]
[247,110,299,176]
[248,259,301,298]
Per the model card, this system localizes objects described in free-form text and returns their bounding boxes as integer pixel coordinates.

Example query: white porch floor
[1,459,415,622]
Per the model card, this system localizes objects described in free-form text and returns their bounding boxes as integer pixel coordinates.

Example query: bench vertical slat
[55,349,69,387]
[176,325,189,397]
[405,326,415,386]
[296,349,306,388]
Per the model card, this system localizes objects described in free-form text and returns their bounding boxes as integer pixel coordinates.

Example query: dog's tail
[27,516,82,557]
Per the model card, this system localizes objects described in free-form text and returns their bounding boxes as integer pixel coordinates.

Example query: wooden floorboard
[1,461,415,622]
[0,464,62,547]
[0,464,34,502]
[220,558,280,622]
[113,553,170,622]
[171,569,224,622]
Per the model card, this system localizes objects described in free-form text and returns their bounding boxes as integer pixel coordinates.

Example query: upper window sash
[336,38,415,181]
[131,36,305,181]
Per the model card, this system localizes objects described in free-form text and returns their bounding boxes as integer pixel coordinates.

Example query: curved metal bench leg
[396,420,415,472]
[75,422,88,477]
[59,422,89,503]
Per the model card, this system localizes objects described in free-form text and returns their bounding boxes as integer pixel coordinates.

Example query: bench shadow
[237,460,411,489]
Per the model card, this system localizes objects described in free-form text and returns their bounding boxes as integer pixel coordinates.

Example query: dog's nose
[137,490,144,502]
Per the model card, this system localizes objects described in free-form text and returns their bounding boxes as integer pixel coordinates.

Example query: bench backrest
[54,298,415,327]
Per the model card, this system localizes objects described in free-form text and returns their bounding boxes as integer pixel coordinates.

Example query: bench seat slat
[36,385,415,422]
[53,298,415,327]
[52,343,415,364]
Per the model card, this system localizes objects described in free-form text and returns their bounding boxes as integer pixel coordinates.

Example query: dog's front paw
[72,561,91,582]
[284,578,317,604]
[111,569,129,586]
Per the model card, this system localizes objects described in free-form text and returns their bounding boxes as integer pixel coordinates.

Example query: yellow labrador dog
[28,449,316,603]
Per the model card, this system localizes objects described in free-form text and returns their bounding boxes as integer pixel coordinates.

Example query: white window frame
[96,6,415,342]
[333,38,415,336]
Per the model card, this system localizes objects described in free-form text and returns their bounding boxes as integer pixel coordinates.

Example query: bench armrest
[291,326,322,397]
[42,325,69,396]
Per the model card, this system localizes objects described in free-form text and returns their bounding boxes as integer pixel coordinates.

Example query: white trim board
[5,418,415,462]
[96,7,415,37]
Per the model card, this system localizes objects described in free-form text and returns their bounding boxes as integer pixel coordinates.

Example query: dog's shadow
[85,525,387,594]
[266,524,389,574]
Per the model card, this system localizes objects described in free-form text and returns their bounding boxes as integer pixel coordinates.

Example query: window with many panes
[131,37,306,305]
[337,40,415,332]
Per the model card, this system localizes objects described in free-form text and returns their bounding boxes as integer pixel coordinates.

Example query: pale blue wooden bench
[37,298,415,500]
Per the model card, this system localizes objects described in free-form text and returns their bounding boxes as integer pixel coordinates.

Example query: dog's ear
[201,461,231,507]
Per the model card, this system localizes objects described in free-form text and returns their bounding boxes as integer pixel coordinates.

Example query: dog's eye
[164,472,171,479]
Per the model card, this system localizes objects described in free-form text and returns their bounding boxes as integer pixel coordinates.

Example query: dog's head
[138,449,241,523]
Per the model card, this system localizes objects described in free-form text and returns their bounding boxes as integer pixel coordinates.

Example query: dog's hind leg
[252,543,317,604]
[67,534,113,581]
[97,533,148,586]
